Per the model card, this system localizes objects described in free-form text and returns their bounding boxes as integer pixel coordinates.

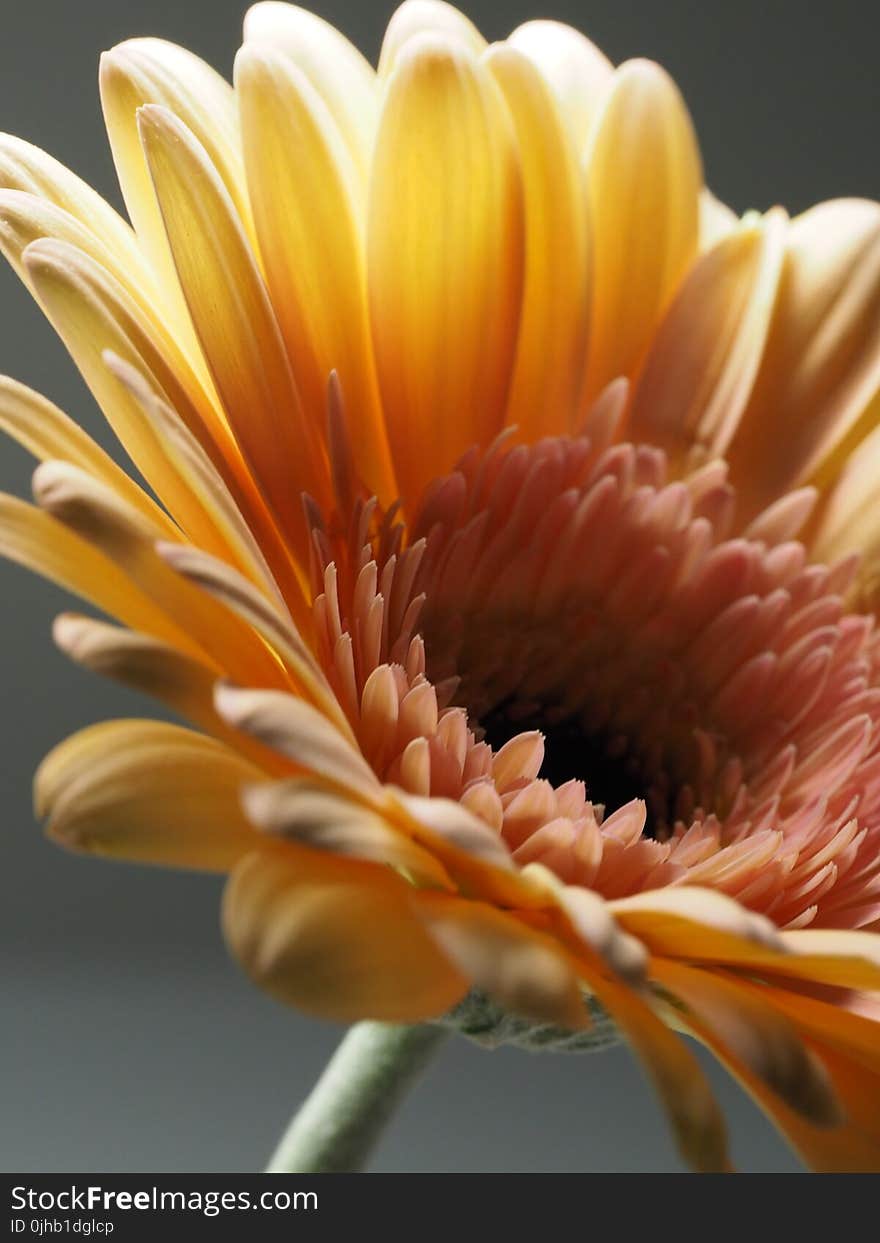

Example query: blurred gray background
[1,0,877,1173]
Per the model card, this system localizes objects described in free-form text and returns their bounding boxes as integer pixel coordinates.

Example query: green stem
[265,1021,449,1173]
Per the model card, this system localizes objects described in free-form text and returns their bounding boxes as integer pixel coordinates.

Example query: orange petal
[223,844,467,1022]
[582,59,702,404]
[727,198,880,514]
[484,44,590,438]
[36,719,262,871]
[367,35,523,506]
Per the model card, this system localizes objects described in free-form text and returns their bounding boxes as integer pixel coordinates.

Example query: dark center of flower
[478,702,670,838]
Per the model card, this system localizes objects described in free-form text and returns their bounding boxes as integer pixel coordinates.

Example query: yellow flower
[3,0,880,1172]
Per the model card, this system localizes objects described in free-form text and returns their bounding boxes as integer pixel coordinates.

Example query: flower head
[3,0,880,1171]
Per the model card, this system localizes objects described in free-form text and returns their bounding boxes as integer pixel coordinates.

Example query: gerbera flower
[2,0,880,1172]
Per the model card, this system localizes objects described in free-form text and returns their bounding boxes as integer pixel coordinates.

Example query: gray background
[1,0,876,1173]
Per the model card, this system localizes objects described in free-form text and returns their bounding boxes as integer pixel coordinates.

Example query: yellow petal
[368,35,523,505]
[241,778,453,888]
[727,198,880,514]
[214,684,378,796]
[100,38,253,278]
[235,45,395,503]
[378,0,486,74]
[158,543,342,730]
[507,19,613,153]
[582,59,702,404]
[32,460,286,688]
[0,493,194,650]
[0,374,173,534]
[700,189,738,250]
[661,960,844,1127]
[417,892,588,1030]
[629,209,787,463]
[37,719,261,871]
[585,969,731,1173]
[484,44,590,438]
[22,236,239,509]
[0,132,153,297]
[243,2,378,186]
[223,844,467,1022]
[138,104,326,550]
[52,613,285,774]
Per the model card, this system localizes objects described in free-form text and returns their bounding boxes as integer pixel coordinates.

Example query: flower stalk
[265,1022,449,1173]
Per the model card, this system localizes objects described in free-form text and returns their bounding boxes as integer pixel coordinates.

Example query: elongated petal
[215,684,378,796]
[158,543,341,728]
[417,893,588,1029]
[728,198,880,513]
[100,38,253,276]
[630,210,786,462]
[367,35,524,506]
[484,44,590,437]
[52,614,284,773]
[656,961,840,1127]
[22,237,239,511]
[37,720,262,870]
[507,20,613,154]
[223,845,467,1021]
[235,46,395,502]
[32,461,285,688]
[582,59,702,403]
[0,493,194,650]
[700,190,738,249]
[242,778,453,887]
[378,0,486,74]
[0,374,173,534]
[138,104,326,549]
[243,2,378,185]
[585,970,731,1172]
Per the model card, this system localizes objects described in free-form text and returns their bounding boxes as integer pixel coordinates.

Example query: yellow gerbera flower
[3,0,880,1172]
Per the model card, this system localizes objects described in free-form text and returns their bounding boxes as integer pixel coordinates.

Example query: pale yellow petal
[52,613,285,773]
[138,104,326,550]
[243,2,378,186]
[0,493,196,652]
[223,844,467,1022]
[728,197,880,514]
[36,719,261,871]
[629,209,786,463]
[582,59,702,404]
[22,236,241,508]
[484,44,590,437]
[100,38,253,284]
[417,892,588,1030]
[241,778,452,888]
[235,45,394,503]
[0,374,173,534]
[507,19,613,153]
[368,35,523,505]
[585,970,731,1173]
[378,0,486,74]
[700,189,739,250]
[31,461,287,688]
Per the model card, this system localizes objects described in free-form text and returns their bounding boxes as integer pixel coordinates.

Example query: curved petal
[367,35,524,506]
[484,44,590,438]
[728,198,880,514]
[138,104,327,548]
[36,719,262,871]
[243,1,378,185]
[378,0,486,75]
[629,209,786,463]
[235,45,395,503]
[507,20,613,154]
[0,374,173,534]
[223,844,468,1022]
[582,59,702,404]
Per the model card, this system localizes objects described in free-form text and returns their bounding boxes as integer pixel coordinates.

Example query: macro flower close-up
[2,0,880,1177]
